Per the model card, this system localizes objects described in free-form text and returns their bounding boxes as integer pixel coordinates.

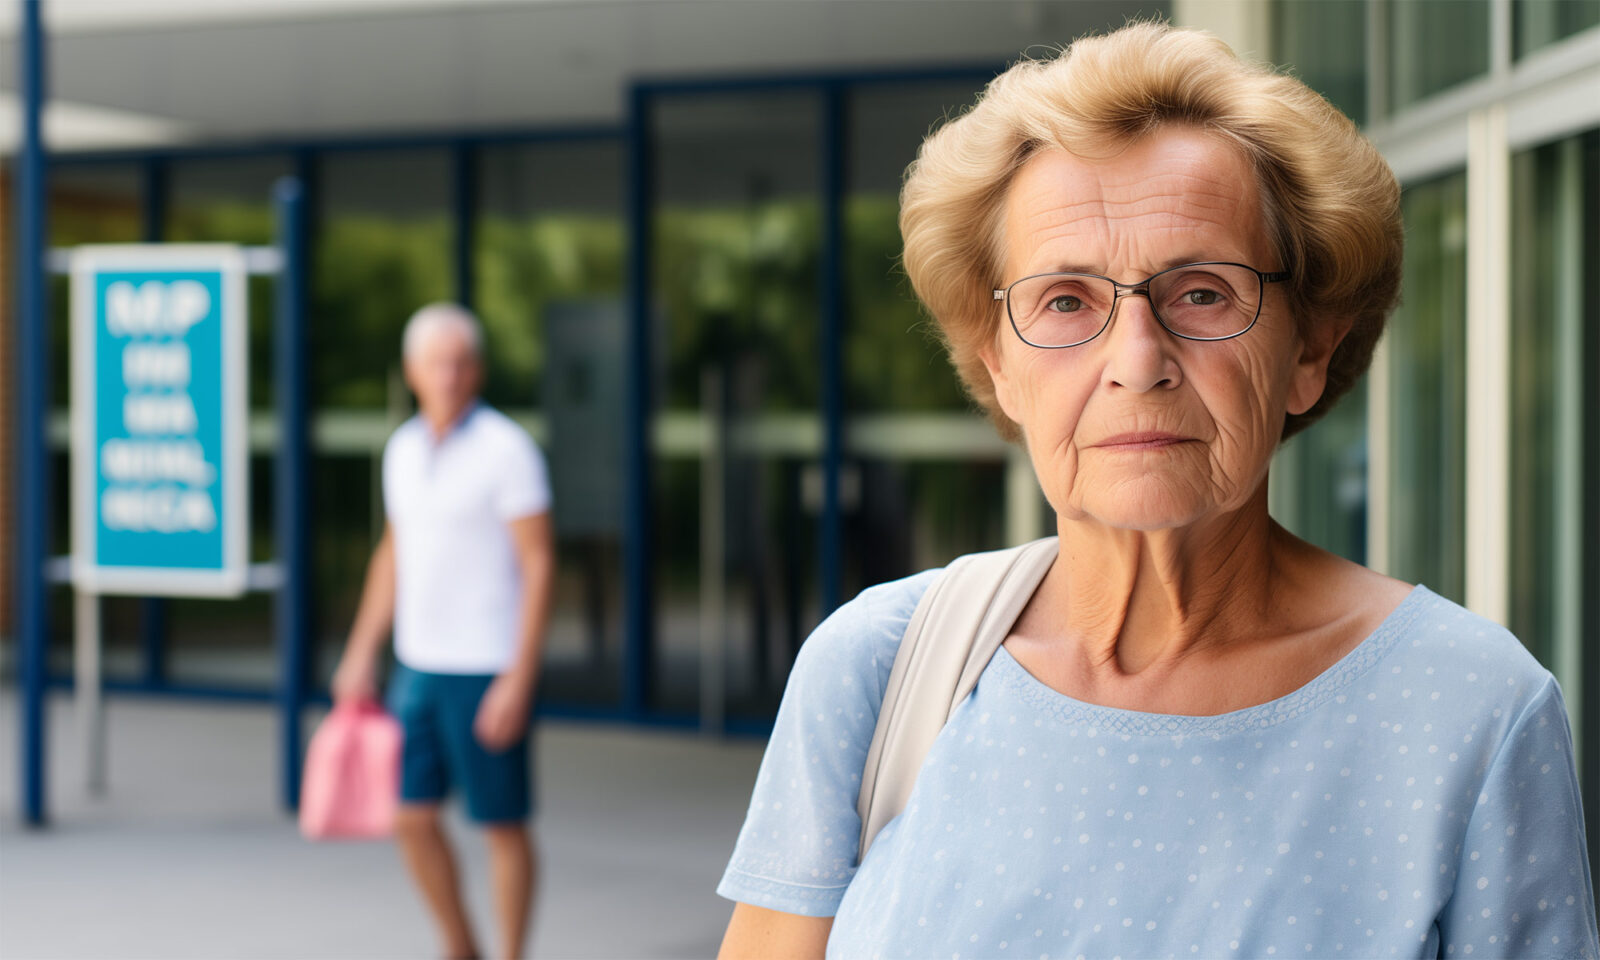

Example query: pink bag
[299,701,402,840]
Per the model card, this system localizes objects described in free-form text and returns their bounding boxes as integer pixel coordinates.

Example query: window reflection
[163,155,291,688]
[650,91,823,720]
[841,81,1013,604]
[1274,0,1369,126]
[1387,171,1468,602]
[1272,377,1369,564]
[46,164,144,681]
[477,140,627,708]
[1515,0,1600,58]
[311,149,453,683]
[1388,0,1490,112]
[1509,132,1597,694]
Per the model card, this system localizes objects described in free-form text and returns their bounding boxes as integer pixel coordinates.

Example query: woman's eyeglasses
[992,262,1291,349]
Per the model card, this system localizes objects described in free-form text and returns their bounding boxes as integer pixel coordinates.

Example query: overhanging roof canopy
[0,0,1162,154]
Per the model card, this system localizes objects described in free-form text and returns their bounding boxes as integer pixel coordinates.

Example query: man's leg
[446,671,536,959]
[483,823,537,960]
[395,803,480,960]
[391,669,477,958]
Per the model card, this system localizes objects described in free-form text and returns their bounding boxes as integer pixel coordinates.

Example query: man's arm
[474,511,555,750]
[331,524,396,703]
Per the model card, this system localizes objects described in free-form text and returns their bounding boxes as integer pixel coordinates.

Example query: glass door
[646,89,824,723]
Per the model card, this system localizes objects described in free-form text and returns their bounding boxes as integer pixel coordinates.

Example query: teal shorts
[386,664,533,824]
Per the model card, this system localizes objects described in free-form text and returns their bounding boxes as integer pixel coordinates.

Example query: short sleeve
[716,570,938,917]
[1439,676,1599,958]
[494,430,551,521]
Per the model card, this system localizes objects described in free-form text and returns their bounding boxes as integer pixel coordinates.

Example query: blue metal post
[15,0,51,828]
[273,175,311,811]
[818,84,845,616]
[452,142,476,310]
[623,86,655,720]
[141,158,168,240]
[140,157,170,689]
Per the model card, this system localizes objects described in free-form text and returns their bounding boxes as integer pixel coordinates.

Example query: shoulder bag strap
[855,536,1059,860]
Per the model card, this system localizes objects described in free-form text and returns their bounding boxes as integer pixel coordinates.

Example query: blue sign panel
[72,246,248,596]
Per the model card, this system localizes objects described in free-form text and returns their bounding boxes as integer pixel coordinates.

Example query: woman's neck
[1045,486,1288,676]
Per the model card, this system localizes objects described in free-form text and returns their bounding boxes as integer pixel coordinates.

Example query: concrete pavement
[0,691,767,959]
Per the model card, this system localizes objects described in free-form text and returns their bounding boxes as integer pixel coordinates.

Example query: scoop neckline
[986,583,1434,739]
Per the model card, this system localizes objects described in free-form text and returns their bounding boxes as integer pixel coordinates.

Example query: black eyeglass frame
[991,261,1293,349]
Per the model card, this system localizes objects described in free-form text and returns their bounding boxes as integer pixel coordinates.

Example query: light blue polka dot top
[718,572,1599,959]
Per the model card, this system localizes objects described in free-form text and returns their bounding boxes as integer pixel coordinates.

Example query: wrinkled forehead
[1001,130,1268,279]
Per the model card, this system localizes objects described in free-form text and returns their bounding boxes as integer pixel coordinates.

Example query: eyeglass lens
[1008,263,1264,347]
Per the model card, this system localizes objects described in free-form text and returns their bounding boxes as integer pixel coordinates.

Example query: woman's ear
[1286,315,1355,416]
[979,344,1021,422]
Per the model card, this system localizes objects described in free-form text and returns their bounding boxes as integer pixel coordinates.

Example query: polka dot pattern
[717,578,1599,959]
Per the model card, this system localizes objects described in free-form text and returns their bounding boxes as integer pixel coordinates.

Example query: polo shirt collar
[423,400,482,446]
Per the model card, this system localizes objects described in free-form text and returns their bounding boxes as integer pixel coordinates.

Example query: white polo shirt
[383,404,551,674]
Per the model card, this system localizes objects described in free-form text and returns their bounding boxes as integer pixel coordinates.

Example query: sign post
[68,245,249,793]
[71,245,249,597]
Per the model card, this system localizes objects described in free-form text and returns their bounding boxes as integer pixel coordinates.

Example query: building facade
[3,0,1597,786]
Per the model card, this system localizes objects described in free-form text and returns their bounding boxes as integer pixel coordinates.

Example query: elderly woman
[715,21,1598,960]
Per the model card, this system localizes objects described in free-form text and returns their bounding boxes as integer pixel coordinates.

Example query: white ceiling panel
[0,0,1165,151]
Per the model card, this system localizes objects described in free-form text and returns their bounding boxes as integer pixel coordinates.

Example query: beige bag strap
[855,536,1059,860]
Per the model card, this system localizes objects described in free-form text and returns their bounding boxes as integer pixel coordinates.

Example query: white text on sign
[100,277,217,534]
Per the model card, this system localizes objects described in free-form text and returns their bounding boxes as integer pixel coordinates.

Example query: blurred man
[333,302,554,960]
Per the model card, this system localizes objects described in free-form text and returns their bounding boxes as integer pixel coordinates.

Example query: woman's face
[982,129,1342,532]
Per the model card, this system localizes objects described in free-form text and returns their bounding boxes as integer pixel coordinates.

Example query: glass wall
[156,155,291,688]
[1387,0,1490,112]
[1274,0,1369,125]
[1508,130,1598,686]
[311,149,453,681]
[1272,379,1369,563]
[649,90,824,719]
[46,164,144,681]
[842,81,1009,597]
[1386,171,1469,602]
[1515,0,1600,58]
[476,139,627,708]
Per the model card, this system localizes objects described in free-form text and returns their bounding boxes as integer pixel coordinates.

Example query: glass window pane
[1274,0,1369,126]
[1515,0,1600,58]
[1386,171,1468,602]
[1272,375,1369,563]
[312,452,387,686]
[841,80,1014,606]
[477,140,627,709]
[1388,0,1491,112]
[49,164,144,408]
[50,163,143,245]
[312,149,452,686]
[845,81,983,415]
[168,155,291,410]
[649,90,822,720]
[476,141,624,406]
[159,157,291,691]
[313,149,452,409]
[45,164,145,679]
[1509,131,1598,695]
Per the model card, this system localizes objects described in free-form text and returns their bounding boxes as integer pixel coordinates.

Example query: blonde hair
[900,21,1401,441]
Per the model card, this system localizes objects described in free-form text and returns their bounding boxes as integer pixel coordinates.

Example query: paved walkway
[0,691,767,959]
